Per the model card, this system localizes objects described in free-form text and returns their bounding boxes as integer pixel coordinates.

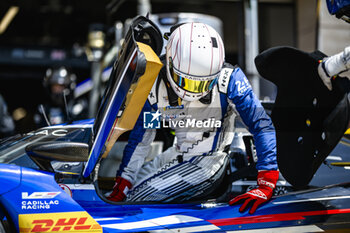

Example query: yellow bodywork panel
[18,211,102,233]
[101,42,162,158]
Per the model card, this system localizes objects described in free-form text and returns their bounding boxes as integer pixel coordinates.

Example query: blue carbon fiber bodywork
[1,162,350,232]
[0,164,89,232]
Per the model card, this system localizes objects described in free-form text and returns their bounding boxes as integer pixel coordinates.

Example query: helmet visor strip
[169,57,219,93]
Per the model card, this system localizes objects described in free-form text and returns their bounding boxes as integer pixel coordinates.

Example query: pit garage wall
[262,0,349,99]
[317,0,350,56]
[260,0,349,99]
[295,0,350,54]
[258,0,296,101]
[296,0,318,52]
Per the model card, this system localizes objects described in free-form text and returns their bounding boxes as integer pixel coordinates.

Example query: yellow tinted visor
[169,58,218,93]
[172,73,216,93]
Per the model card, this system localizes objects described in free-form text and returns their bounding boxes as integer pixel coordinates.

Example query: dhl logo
[30,217,95,232]
[19,212,102,233]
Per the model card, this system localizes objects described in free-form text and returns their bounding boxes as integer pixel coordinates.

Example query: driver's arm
[227,67,277,171]
[226,67,279,214]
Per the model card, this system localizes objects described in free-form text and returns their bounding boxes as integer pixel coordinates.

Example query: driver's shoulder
[217,63,237,94]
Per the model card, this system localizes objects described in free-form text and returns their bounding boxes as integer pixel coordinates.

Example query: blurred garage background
[0,0,349,135]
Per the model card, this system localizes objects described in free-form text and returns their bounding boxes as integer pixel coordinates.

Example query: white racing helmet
[166,22,225,101]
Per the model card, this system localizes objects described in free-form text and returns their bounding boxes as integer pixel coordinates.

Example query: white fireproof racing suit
[318,46,350,90]
[117,64,278,190]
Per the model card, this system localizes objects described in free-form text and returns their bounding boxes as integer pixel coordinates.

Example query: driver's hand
[106,176,132,202]
[229,170,279,214]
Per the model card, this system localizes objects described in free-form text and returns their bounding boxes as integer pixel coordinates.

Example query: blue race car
[1,16,350,233]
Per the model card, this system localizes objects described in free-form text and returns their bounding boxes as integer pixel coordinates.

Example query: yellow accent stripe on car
[18,211,102,233]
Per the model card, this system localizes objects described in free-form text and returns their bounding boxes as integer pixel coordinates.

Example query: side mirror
[25,142,89,172]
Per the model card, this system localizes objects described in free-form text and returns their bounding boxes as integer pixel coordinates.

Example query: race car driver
[107,22,279,214]
[318,0,350,91]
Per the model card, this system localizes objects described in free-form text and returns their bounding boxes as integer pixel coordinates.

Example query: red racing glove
[229,170,279,214]
[106,176,132,202]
